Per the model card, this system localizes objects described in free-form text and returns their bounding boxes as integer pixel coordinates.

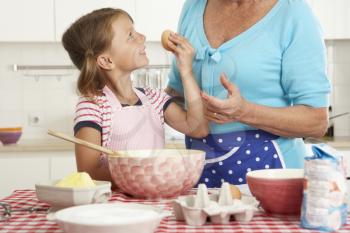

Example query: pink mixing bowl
[246,169,304,215]
[108,149,205,198]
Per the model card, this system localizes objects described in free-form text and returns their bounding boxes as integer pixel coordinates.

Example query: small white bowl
[51,203,166,233]
[35,180,111,210]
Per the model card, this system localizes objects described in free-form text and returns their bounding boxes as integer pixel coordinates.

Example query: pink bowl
[108,149,205,198]
[0,128,22,145]
[246,169,304,215]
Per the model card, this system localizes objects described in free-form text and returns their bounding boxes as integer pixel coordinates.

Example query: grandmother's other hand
[167,33,195,77]
[201,74,247,124]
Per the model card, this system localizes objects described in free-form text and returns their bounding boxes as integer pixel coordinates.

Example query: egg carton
[172,182,259,226]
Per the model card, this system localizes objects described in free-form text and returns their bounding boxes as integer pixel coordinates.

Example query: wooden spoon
[47,129,120,156]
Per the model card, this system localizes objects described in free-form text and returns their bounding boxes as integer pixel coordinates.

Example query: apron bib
[186,130,285,188]
[104,86,164,151]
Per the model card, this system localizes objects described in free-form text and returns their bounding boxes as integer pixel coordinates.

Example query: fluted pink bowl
[108,149,205,199]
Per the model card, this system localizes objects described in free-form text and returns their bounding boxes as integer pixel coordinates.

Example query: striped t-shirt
[74,87,173,148]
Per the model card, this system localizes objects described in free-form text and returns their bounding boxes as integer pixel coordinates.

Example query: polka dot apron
[185,130,285,188]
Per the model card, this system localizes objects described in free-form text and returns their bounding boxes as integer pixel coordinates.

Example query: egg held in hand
[161,29,174,52]
[55,172,96,188]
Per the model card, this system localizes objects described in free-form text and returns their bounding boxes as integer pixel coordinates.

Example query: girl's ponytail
[77,50,104,97]
[61,8,133,97]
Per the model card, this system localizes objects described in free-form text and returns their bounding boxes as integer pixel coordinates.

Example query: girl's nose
[137,32,146,43]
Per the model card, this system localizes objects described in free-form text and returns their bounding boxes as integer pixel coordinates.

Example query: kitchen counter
[305,136,350,149]
[0,139,74,152]
[0,138,186,152]
[322,136,350,149]
[2,136,350,153]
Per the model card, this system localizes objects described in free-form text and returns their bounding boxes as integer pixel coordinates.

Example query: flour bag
[301,143,347,231]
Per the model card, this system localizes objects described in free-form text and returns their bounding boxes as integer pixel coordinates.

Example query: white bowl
[35,180,111,210]
[52,203,166,233]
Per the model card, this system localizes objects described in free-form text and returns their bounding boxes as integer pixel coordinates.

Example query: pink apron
[103,86,165,151]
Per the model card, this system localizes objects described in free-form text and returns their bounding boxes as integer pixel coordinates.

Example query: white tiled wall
[0,40,349,140]
[326,40,350,136]
[0,42,171,140]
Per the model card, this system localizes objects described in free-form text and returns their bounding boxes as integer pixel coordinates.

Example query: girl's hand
[201,74,247,124]
[166,33,195,77]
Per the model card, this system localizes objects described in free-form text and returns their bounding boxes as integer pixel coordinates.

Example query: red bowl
[0,130,22,145]
[247,169,304,215]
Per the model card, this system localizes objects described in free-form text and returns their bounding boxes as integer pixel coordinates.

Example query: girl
[62,8,208,183]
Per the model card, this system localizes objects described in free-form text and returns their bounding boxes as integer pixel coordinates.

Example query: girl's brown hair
[62,8,133,97]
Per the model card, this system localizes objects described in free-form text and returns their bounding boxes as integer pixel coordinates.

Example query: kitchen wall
[326,40,350,136]
[0,40,350,141]
[0,42,172,140]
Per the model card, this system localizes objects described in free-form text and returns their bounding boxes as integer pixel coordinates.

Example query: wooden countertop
[321,136,350,149]
[0,139,186,152]
[1,136,350,153]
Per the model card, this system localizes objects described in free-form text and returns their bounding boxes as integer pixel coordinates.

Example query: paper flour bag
[301,143,347,231]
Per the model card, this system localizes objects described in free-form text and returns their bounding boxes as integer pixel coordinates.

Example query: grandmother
[166,0,330,188]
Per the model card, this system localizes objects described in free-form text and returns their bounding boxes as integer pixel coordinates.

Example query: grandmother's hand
[201,74,247,124]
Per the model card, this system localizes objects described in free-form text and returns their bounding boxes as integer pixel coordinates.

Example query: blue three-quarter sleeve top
[167,0,331,168]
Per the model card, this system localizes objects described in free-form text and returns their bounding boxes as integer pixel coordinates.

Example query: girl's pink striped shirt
[74,87,172,148]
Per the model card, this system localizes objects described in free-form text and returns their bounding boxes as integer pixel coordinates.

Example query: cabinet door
[309,0,350,39]
[0,153,49,199]
[50,152,76,180]
[0,0,54,42]
[55,0,136,41]
[135,0,185,41]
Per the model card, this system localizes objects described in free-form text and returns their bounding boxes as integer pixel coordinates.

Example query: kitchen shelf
[13,64,170,71]
[13,65,75,71]
[12,64,171,82]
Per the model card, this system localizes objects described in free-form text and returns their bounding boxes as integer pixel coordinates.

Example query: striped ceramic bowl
[0,127,22,145]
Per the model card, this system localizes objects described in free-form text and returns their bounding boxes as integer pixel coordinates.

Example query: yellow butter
[55,172,96,188]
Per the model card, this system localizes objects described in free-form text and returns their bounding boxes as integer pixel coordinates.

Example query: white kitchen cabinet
[0,0,185,42]
[0,0,55,42]
[309,0,350,39]
[134,0,185,41]
[50,153,76,180]
[0,153,49,198]
[55,0,136,41]
[0,151,75,199]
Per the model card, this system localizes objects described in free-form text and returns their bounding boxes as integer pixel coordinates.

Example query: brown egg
[161,30,174,52]
[230,184,242,199]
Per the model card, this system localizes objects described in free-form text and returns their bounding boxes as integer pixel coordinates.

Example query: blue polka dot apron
[185,130,286,188]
